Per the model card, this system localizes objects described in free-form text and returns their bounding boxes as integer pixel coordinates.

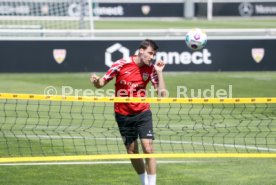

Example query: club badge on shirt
[142,73,149,81]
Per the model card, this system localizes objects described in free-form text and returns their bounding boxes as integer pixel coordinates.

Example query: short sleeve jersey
[103,56,159,115]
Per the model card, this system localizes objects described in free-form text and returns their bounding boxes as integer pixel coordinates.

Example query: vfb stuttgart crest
[53,49,67,64]
[251,48,265,63]
[142,73,149,81]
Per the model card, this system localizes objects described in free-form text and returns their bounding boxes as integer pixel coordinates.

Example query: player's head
[139,39,159,51]
[138,39,159,66]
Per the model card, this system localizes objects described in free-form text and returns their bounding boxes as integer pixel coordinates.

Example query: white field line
[5,134,276,152]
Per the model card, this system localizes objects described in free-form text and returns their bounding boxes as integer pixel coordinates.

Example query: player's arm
[91,60,122,88]
[90,74,108,88]
[153,60,167,97]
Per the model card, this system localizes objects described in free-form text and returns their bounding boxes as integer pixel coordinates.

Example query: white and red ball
[185,28,207,50]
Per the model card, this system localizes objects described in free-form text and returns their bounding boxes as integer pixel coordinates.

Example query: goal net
[0,0,94,38]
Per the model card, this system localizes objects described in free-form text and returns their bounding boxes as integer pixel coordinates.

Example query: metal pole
[88,0,94,32]
[184,0,195,19]
[207,0,213,21]
[79,0,85,29]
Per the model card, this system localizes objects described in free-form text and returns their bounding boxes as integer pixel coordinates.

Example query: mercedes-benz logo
[239,3,254,17]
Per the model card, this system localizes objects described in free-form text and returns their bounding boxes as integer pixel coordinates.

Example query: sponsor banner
[0,1,275,18]
[0,2,69,16]
[0,1,183,17]
[94,3,183,17]
[0,39,275,72]
[196,2,276,17]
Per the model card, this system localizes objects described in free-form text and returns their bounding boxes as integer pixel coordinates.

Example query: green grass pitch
[0,72,276,185]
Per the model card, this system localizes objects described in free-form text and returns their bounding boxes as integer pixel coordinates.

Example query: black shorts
[115,110,154,146]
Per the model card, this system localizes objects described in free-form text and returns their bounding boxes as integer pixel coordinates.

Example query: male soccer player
[90,39,166,185]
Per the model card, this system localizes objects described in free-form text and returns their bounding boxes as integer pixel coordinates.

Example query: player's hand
[154,60,165,72]
[90,73,100,84]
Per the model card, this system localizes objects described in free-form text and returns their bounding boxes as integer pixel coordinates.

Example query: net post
[88,0,94,36]
[184,0,195,19]
[207,0,213,21]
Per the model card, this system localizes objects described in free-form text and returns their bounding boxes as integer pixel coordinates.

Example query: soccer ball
[185,28,207,50]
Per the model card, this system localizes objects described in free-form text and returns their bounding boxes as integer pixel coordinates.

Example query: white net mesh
[0,0,94,37]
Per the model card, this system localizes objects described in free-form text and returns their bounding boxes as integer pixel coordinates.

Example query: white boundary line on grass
[6,134,276,152]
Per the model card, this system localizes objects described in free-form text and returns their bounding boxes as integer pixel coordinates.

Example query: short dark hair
[139,39,159,51]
